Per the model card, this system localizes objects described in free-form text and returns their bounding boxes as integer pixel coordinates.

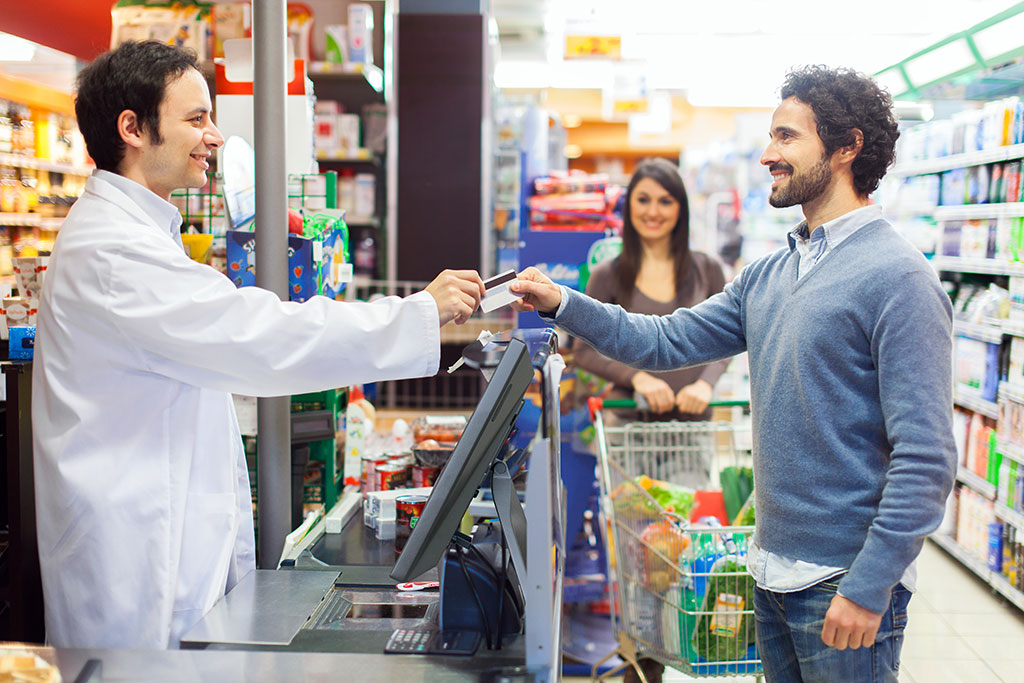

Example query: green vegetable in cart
[691,558,756,662]
[719,465,753,522]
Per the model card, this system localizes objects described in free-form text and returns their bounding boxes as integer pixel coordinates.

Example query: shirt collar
[787,204,883,252]
[94,170,183,242]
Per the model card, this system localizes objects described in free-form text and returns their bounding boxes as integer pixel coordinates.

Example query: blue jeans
[753,577,911,682]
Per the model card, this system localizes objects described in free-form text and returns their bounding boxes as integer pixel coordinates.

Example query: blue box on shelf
[9,326,35,359]
[226,225,349,302]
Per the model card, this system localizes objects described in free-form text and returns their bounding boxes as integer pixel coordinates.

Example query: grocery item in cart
[640,518,689,593]
[690,556,757,663]
[611,474,695,519]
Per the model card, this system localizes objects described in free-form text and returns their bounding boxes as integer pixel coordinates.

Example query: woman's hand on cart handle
[631,372,675,413]
[589,395,750,419]
[675,380,713,415]
[510,267,562,314]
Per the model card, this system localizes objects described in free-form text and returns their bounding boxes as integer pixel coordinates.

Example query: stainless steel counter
[55,647,536,682]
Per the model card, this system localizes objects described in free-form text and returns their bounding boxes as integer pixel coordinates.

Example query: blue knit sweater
[552,219,956,613]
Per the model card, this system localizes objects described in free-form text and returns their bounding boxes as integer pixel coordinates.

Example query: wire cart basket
[588,397,762,682]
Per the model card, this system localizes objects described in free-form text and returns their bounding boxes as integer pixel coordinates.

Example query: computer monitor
[390,337,534,582]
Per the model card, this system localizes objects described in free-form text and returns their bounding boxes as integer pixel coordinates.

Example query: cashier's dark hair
[780,65,899,196]
[75,40,200,172]
[616,158,691,301]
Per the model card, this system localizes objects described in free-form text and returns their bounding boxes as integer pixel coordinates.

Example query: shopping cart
[587,397,762,682]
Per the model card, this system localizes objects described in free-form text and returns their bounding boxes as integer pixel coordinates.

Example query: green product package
[719,466,753,522]
[690,558,756,662]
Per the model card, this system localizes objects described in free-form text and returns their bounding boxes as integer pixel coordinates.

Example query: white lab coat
[32,173,440,649]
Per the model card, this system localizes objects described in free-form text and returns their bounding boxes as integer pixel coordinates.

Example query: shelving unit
[307,61,384,92]
[0,153,92,177]
[933,203,1024,221]
[0,213,63,230]
[995,505,1024,534]
[953,320,1004,343]
[891,143,1024,177]
[997,437,1024,466]
[956,465,996,499]
[930,533,1024,612]
[954,386,1000,419]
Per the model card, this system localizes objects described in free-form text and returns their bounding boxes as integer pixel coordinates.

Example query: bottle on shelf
[339,169,356,215]
[353,229,376,278]
[0,101,12,155]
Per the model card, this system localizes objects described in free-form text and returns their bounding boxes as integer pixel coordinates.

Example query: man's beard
[768,155,832,208]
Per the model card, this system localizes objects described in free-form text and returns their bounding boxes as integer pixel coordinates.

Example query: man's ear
[837,128,864,164]
[117,110,145,149]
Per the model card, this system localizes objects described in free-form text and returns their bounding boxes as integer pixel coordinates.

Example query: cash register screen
[390,338,534,582]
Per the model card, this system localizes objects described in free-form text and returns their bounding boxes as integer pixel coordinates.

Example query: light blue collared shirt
[94,169,184,249]
[788,204,882,281]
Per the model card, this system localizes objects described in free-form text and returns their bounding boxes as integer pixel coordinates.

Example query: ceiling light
[971,10,1024,65]
[0,32,37,62]
[874,68,909,97]
[903,38,978,88]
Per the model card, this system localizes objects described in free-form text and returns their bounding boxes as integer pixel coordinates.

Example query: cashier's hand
[821,594,882,650]
[676,380,713,415]
[509,267,562,315]
[425,269,486,326]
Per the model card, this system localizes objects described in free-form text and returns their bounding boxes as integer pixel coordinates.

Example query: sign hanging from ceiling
[565,35,622,60]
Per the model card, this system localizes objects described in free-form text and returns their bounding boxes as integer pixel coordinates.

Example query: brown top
[573,251,731,420]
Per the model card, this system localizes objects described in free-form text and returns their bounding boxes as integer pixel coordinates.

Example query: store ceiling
[2,0,1022,108]
[488,0,1024,106]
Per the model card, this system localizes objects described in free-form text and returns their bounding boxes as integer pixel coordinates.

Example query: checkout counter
[164,329,567,682]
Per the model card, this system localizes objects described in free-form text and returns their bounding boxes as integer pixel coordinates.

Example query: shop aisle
[566,538,1024,682]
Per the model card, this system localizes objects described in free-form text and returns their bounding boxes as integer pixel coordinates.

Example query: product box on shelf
[955,336,1000,401]
[8,325,34,359]
[226,216,350,302]
[215,39,314,176]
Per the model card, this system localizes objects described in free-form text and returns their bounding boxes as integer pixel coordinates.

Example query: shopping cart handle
[589,395,749,419]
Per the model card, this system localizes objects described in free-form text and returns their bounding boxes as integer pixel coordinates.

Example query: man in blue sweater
[512,65,956,682]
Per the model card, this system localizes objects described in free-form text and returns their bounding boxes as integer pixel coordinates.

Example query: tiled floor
[566,538,1024,682]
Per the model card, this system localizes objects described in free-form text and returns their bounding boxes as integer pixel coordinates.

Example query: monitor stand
[437,457,530,649]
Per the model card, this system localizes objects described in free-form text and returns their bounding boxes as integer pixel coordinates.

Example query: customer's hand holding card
[480,269,525,313]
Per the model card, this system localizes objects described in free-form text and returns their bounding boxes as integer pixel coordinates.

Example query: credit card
[480,269,523,313]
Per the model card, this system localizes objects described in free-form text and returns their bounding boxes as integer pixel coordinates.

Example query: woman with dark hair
[574,158,730,420]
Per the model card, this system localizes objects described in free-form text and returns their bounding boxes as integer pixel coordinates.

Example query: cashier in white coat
[32,40,486,650]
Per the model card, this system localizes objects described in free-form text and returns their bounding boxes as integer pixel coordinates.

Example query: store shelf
[999,382,1024,406]
[307,62,384,92]
[315,149,379,164]
[1002,320,1024,338]
[0,152,93,177]
[344,216,380,228]
[957,466,997,499]
[954,386,1000,419]
[0,213,65,229]
[995,503,1024,534]
[891,143,1024,177]
[931,533,1024,613]
[933,203,1024,221]
[953,320,1004,343]
[997,438,1024,467]
[932,256,1024,276]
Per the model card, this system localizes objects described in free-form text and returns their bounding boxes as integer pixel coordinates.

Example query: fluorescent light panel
[0,32,37,62]
[903,38,977,87]
[971,11,1024,63]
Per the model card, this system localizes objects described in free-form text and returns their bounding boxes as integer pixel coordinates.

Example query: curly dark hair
[780,65,899,196]
[75,41,200,172]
